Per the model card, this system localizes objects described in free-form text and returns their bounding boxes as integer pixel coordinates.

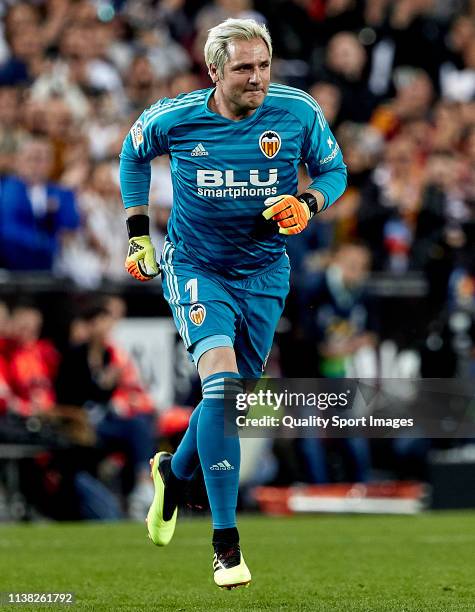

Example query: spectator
[314,0,365,46]
[124,54,164,113]
[0,3,43,85]
[357,134,425,272]
[156,0,194,48]
[440,15,475,74]
[57,160,127,287]
[316,31,378,123]
[300,241,377,377]
[136,25,191,82]
[55,305,156,518]
[370,67,434,140]
[297,242,375,483]
[0,137,79,271]
[413,148,473,302]
[59,20,124,99]
[366,0,446,96]
[309,81,342,128]
[440,16,475,102]
[7,303,59,417]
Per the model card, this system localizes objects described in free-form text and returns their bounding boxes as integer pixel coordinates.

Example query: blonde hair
[204,18,272,79]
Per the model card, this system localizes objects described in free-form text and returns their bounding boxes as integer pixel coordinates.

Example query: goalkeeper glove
[125,214,160,282]
[262,193,318,235]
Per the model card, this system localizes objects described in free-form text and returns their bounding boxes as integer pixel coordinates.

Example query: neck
[209,88,256,121]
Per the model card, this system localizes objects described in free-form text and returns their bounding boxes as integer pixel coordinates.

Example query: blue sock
[198,372,242,529]
[171,401,202,480]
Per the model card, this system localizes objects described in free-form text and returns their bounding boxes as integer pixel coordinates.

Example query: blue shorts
[160,238,290,378]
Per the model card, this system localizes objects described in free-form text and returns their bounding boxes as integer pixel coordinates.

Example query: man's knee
[198,346,238,380]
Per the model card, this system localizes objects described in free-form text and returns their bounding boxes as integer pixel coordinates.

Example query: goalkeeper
[120,18,347,590]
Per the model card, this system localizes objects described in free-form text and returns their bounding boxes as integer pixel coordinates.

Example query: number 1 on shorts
[185,278,198,304]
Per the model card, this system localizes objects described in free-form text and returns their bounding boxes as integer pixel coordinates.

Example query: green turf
[0,512,474,611]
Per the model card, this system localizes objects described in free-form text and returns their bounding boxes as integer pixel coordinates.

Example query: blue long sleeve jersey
[120,83,347,277]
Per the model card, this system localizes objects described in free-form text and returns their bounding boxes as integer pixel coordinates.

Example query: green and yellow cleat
[146,452,177,546]
[213,545,251,590]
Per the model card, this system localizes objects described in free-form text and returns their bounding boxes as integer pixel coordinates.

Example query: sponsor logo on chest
[197,169,277,187]
[196,168,279,199]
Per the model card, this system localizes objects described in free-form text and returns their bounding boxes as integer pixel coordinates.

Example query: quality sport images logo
[259,131,281,159]
[189,303,206,326]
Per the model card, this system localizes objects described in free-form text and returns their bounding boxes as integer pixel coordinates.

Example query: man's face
[90,313,115,342]
[17,141,52,184]
[335,246,370,288]
[11,307,43,344]
[327,33,365,80]
[213,38,271,114]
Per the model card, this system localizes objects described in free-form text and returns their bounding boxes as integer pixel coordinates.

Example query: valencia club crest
[189,303,206,326]
[259,131,281,159]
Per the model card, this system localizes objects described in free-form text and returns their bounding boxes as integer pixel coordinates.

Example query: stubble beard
[235,88,266,115]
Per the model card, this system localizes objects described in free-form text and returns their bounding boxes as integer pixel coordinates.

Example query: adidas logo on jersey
[210,459,234,470]
[191,143,208,157]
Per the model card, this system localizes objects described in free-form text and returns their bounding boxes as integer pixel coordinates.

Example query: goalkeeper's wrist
[126,214,150,238]
[297,192,319,218]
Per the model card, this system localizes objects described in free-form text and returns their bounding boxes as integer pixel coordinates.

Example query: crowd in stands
[0,291,430,521]
[0,296,160,519]
[0,0,472,288]
[0,0,474,519]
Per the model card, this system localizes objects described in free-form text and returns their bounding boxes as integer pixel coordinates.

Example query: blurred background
[0,0,474,523]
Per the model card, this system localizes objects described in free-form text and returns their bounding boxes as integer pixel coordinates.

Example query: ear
[209,63,219,84]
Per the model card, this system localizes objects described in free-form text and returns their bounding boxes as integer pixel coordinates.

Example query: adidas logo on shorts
[191,143,209,157]
[210,459,234,470]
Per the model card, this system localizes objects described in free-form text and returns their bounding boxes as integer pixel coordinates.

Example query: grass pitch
[0,512,474,611]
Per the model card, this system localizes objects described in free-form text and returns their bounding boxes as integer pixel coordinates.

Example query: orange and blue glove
[262,193,319,235]
[125,214,160,282]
